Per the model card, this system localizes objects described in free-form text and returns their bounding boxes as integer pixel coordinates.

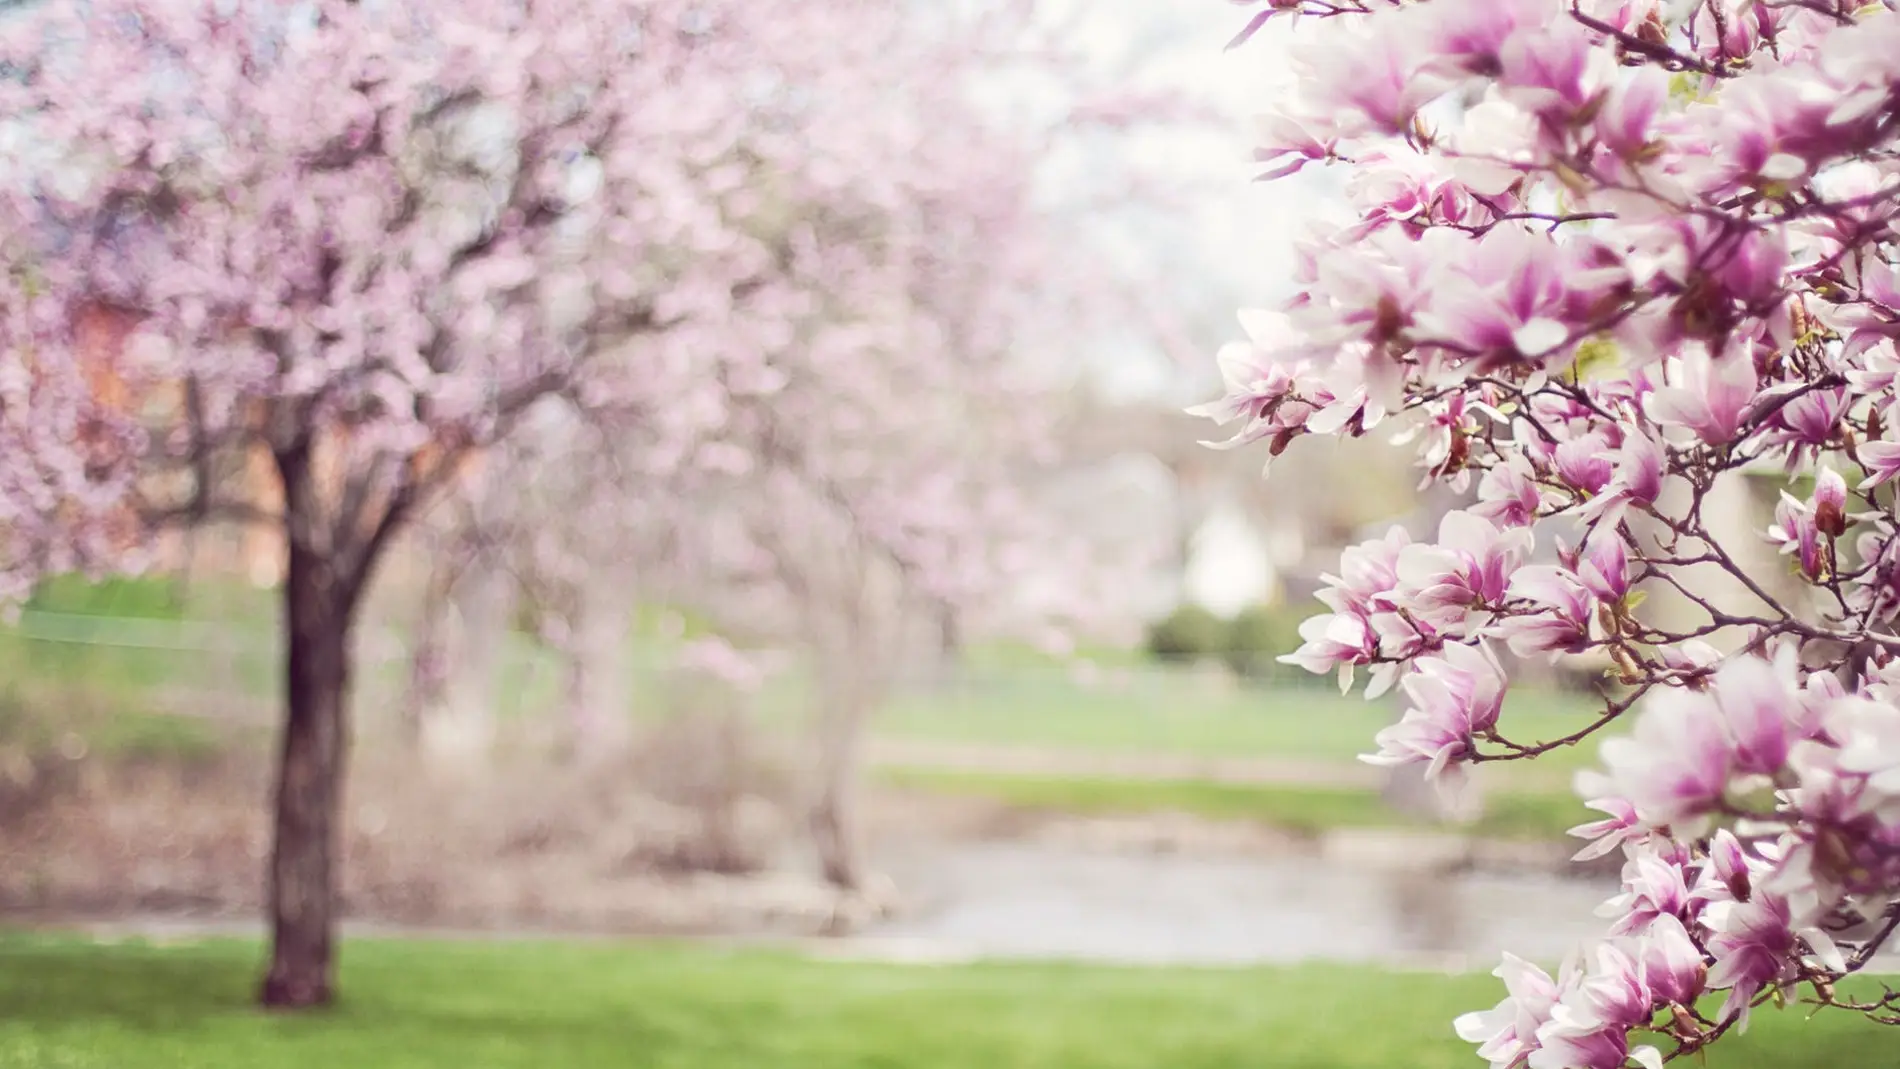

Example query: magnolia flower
[1812,466,1849,537]
[1711,653,1801,777]
[1597,846,1692,936]
[1577,431,1668,528]
[1321,526,1412,615]
[1363,641,1507,782]
[1254,112,1337,181]
[1300,17,1455,137]
[1552,432,1617,497]
[1706,891,1808,1025]
[1386,513,1520,635]
[1857,432,1900,491]
[1473,457,1547,528]
[1830,697,1900,804]
[1531,942,1661,1069]
[1455,952,1567,1069]
[1413,225,1610,370]
[1756,386,1848,470]
[1569,773,1643,861]
[1595,66,1668,161]
[1187,311,1314,462]
[1280,609,1380,692]
[1639,914,1708,1009]
[1766,490,1826,580]
[1598,686,1733,833]
[1577,529,1632,605]
[1644,348,1757,446]
[1493,565,1596,659]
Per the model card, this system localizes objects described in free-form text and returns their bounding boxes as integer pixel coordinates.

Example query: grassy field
[3,573,1622,847]
[884,770,1588,842]
[0,935,1888,1069]
[882,671,1607,778]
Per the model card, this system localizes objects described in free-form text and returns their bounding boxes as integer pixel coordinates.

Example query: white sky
[1039,0,1338,405]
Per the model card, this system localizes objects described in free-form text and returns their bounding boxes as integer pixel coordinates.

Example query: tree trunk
[420,556,511,766]
[564,587,630,759]
[402,572,452,743]
[811,667,870,893]
[260,536,360,1010]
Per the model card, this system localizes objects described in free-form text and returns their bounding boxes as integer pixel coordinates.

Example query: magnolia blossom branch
[1199,0,1900,1061]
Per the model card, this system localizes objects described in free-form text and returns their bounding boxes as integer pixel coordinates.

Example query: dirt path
[867,738,1382,788]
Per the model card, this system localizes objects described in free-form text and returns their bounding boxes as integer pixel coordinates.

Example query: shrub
[1222,603,1305,683]
[1144,604,1226,664]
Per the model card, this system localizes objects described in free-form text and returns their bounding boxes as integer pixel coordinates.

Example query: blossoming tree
[0,0,950,1008]
[401,0,1164,889]
[1199,0,1900,1062]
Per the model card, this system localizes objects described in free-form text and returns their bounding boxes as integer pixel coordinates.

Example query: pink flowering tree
[1200,0,1900,1062]
[401,0,1163,888]
[0,0,910,1008]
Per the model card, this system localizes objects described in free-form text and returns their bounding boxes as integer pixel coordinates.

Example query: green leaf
[1563,337,1622,385]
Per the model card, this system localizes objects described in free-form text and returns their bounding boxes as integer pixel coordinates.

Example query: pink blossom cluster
[1202,0,1900,1060]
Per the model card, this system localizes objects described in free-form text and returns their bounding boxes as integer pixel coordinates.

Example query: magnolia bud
[1669,1002,1702,1038]
[1611,645,1642,684]
[1814,467,1848,538]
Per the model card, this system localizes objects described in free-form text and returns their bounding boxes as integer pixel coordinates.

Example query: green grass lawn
[885,770,1588,842]
[0,935,1887,1068]
[879,670,1609,774]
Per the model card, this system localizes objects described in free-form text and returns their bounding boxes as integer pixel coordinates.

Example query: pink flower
[1644,348,1757,445]
[1577,431,1666,527]
[1320,526,1412,615]
[1766,490,1825,580]
[1568,776,1642,861]
[1455,952,1567,1069]
[1253,113,1337,181]
[1188,311,1315,463]
[1707,892,1803,1024]
[1531,942,1659,1069]
[1598,686,1733,833]
[1363,641,1507,782]
[1280,610,1379,689]
[1310,19,1455,136]
[1578,529,1631,605]
[1710,650,1800,777]
[1597,846,1691,936]
[1429,0,1555,74]
[1498,20,1600,120]
[1857,432,1900,490]
[1830,697,1900,802]
[1755,386,1848,469]
[1636,914,1707,1008]
[1691,829,1757,910]
[1413,226,1605,370]
[1596,66,1668,160]
[1552,431,1617,497]
[1494,565,1596,659]
[1391,510,1532,632]
[1473,457,1546,528]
